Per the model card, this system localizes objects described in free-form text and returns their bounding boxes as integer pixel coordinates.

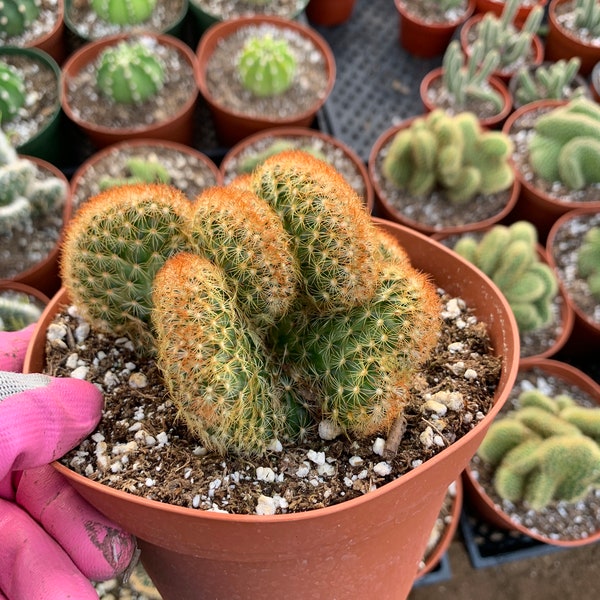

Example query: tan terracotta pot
[24,219,520,600]
[463,358,600,547]
[195,16,336,147]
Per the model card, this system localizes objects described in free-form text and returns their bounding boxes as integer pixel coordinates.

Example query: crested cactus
[99,156,171,191]
[440,41,504,114]
[574,0,600,36]
[382,109,514,205]
[528,97,600,190]
[478,389,600,509]
[0,290,43,331]
[91,0,157,25]
[577,226,600,302]
[0,61,26,124]
[237,33,297,97]
[453,221,558,333]
[0,0,40,38]
[96,40,165,104]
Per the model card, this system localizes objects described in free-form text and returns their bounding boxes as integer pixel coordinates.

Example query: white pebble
[103,370,119,388]
[420,426,434,447]
[145,478,155,487]
[91,432,105,443]
[74,322,90,343]
[373,461,392,476]
[70,365,89,380]
[442,297,462,319]
[422,399,447,416]
[317,463,335,477]
[255,495,277,515]
[129,372,148,388]
[432,390,464,411]
[349,456,363,467]
[307,449,326,465]
[296,463,310,478]
[318,419,342,440]
[46,322,67,342]
[267,439,283,452]
[156,431,169,445]
[464,369,478,380]
[447,342,464,353]
[65,353,79,369]
[372,437,386,456]
[192,494,201,508]
[256,466,276,483]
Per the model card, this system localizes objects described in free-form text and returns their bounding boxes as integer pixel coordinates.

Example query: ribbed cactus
[473,0,543,71]
[478,389,600,509]
[96,40,165,104]
[574,0,600,36]
[453,221,558,333]
[529,97,600,191]
[99,156,171,191]
[61,184,194,349]
[0,0,40,37]
[0,290,43,331]
[0,61,25,123]
[382,109,514,205]
[237,33,297,97]
[440,41,504,114]
[513,58,585,106]
[91,0,157,25]
[237,140,327,174]
[577,226,600,302]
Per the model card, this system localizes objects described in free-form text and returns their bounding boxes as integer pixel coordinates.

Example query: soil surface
[189,0,308,20]
[396,0,471,24]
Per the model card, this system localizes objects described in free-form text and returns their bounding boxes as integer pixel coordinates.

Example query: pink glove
[0,327,136,600]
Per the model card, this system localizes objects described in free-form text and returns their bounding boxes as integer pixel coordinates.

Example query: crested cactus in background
[577,226,600,302]
[0,61,26,124]
[0,290,43,331]
[0,0,40,38]
[528,97,600,190]
[382,109,514,205]
[96,40,165,104]
[452,221,558,333]
[99,156,171,191]
[237,33,297,97]
[91,0,157,25]
[477,389,600,510]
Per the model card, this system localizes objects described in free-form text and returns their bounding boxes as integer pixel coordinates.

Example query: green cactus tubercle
[96,40,165,104]
[453,221,558,333]
[99,156,171,191]
[577,226,600,302]
[0,61,26,124]
[382,109,514,205]
[0,0,40,37]
[0,290,43,331]
[238,33,297,97]
[574,0,600,36]
[91,0,157,25]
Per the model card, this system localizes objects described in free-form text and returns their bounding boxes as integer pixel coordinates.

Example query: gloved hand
[0,325,137,599]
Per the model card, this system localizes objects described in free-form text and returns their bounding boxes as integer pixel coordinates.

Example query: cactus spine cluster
[382,109,514,205]
[96,40,165,104]
[528,97,600,191]
[91,0,157,25]
[453,221,558,332]
[62,151,442,456]
[0,61,25,123]
[99,156,171,191]
[0,290,43,331]
[574,0,600,36]
[577,226,600,302]
[237,33,297,97]
[477,389,600,510]
[0,129,66,235]
[0,0,40,38]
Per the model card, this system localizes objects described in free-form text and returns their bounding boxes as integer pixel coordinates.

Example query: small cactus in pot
[0,288,43,331]
[577,226,600,302]
[91,0,157,25]
[0,61,26,124]
[0,0,41,38]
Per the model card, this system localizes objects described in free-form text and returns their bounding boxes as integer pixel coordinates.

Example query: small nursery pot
[474,0,548,28]
[305,0,358,26]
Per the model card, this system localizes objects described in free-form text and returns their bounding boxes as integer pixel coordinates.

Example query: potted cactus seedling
[305,0,357,26]
[61,33,199,149]
[464,358,600,547]
[368,109,519,236]
[24,151,519,600]
[195,15,336,146]
[0,281,48,332]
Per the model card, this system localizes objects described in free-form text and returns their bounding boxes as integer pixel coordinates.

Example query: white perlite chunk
[70,365,89,380]
[420,426,435,448]
[373,462,392,476]
[307,449,326,466]
[430,390,464,411]
[128,372,148,388]
[464,368,478,380]
[372,438,386,456]
[447,341,464,353]
[441,297,463,319]
[349,456,363,467]
[267,439,283,452]
[74,322,90,343]
[422,399,447,416]
[318,419,342,440]
[296,463,310,478]
[255,494,288,515]
[256,466,276,483]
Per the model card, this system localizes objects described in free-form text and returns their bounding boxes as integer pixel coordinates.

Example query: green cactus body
[152,252,288,456]
[61,184,193,349]
[477,419,538,466]
[91,0,157,25]
[0,291,43,331]
[0,62,26,123]
[96,40,165,104]
[0,0,40,37]
[251,150,379,312]
[518,388,560,414]
[493,437,542,502]
[561,406,600,440]
[574,0,600,36]
[99,156,171,191]
[577,227,600,301]
[238,33,297,98]
[190,185,299,330]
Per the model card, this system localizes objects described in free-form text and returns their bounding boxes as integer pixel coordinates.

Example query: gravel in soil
[46,289,502,516]
[553,0,600,47]
[190,0,308,20]
[396,0,471,24]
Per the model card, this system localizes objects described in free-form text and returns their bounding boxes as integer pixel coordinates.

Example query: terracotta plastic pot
[419,67,513,129]
[546,207,600,355]
[394,0,476,58]
[546,0,600,76]
[61,33,199,149]
[24,219,520,600]
[474,0,548,28]
[305,0,357,26]
[501,99,600,243]
[219,126,374,213]
[368,118,520,237]
[195,16,336,148]
[463,357,600,547]
[0,281,50,323]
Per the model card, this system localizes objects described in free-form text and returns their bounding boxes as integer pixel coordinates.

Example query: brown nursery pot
[305,0,357,26]
[368,118,520,237]
[394,0,476,58]
[546,0,600,76]
[60,33,199,149]
[219,126,374,213]
[501,99,600,243]
[28,0,66,64]
[474,0,548,28]
[419,67,513,129]
[195,16,336,147]
[24,219,519,600]
[463,358,600,547]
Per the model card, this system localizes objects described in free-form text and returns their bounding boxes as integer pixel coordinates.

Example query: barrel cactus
[96,40,165,104]
[0,0,40,38]
[91,0,157,25]
[237,33,297,97]
[0,61,26,123]
[577,226,600,301]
